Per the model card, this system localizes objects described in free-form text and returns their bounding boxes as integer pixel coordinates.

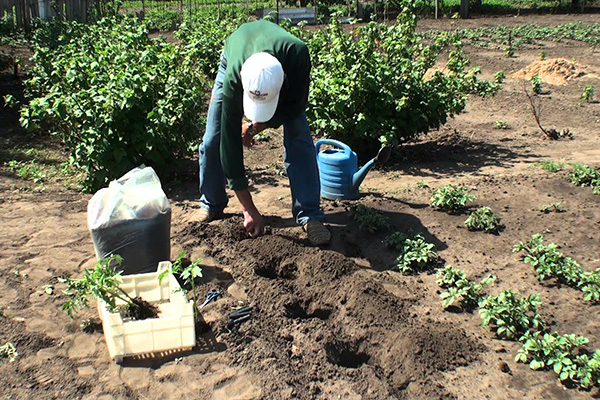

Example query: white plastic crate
[97,261,196,362]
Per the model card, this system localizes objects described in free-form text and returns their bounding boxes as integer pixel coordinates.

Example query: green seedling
[465,207,503,234]
[353,204,389,233]
[575,349,600,389]
[385,232,438,274]
[436,265,495,310]
[430,184,476,214]
[540,202,565,213]
[530,74,542,94]
[479,290,545,340]
[0,342,18,362]
[159,251,203,318]
[494,120,509,129]
[60,255,136,318]
[539,50,547,60]
[416,180,429,189]
[581,85,595,103]
[539,160,564,172]
[569,163,599,187]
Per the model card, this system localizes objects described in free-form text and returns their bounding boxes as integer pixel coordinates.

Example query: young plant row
[437,265,600,389]
[514,234,600,303]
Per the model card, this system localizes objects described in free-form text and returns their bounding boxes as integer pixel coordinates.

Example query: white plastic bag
[88,166,171,275]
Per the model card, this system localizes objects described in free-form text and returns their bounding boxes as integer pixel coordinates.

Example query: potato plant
[464,206,502,234]
[514,234,600,302]
[385,232,438,274]
[569,163,600,191]
[430,184,476,214]
[479,290,545,340]
[540,202,565,213]
[516,331,600,388]
[353,205,390,233]
[539,160,564,172]
[436,265,496,310]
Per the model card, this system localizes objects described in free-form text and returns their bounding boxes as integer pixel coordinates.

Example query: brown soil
[513,57,588,85]
[2,13,600,400]
[119,297,160,321]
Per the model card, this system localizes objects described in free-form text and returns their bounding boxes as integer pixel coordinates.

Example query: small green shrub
[353,204,389,233]
[539,50,547,60]
[530,74,542,94]
[465,206,502,233]
[581,85,595,103]
[569,163,599,187]
[479,290,545,340]
[494,120,509,129]
[430,184,476,213]
[386,232,438,273]
[436,265,495,310]
[539,160,564,172]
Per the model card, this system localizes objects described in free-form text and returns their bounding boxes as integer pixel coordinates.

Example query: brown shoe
[305,220,331,246]
[197,208,224,223]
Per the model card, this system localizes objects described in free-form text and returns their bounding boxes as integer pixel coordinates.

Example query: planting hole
[284,299,332,320]
[325,340,370,368]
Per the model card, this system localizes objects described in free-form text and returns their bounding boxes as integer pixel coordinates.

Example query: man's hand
[234,188,265,238]
[243,208,265,238]
[241,122,256,148]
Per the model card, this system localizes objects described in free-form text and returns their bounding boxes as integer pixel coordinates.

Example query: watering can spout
[352,146,392,191]
[352,159,375,191]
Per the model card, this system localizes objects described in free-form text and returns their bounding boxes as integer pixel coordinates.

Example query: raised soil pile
[513,58,586,85]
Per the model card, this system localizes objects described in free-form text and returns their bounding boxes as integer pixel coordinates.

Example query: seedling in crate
[385,232,438,274]
[61,255,157,320]
[430,184,476,214]
[159,251,203,318]
[436,265,495,310]
[479,290,545,340]
[465,206,503,234]
[352,204,390,233]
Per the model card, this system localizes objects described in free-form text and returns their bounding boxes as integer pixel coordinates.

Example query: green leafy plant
[569,163,599,187]
[494,120,509,129]
[514,234,600,302]
[20,16,207,192]
[353,204,390,233]
[516,331,595,387]
[416,180,429,189]
[539,50,547,60]
[540,202,565,213]
[464,206,502,233]
[539,160,564,172]
[581,85,595,103]
[0,342,18,362]
[60,255,136,318]
[530,74,542,94]
[479,290,545,340]
[385,232,438,273]
[159,251,203,318]
[436,265,496,310]
[294,2,502,154]
[430,184,476,213]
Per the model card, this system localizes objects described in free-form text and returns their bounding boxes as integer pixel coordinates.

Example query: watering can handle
[315,139,352,156]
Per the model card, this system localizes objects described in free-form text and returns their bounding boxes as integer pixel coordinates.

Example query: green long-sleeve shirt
[220,20,311,191]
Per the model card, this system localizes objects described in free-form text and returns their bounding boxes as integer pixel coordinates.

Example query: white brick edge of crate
[96,261,196,361]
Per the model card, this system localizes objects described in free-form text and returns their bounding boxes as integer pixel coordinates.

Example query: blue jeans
[199,52,324,226]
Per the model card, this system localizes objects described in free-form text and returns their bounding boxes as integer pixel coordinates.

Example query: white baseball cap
[241,52,284,123]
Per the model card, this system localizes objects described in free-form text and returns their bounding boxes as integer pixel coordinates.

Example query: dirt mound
[173,217,484,399]
[513,58,586,85]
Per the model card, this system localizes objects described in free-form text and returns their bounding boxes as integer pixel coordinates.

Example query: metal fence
[1,0,95,29]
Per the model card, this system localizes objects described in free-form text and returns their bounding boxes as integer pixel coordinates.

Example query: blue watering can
[315,139,391,200]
